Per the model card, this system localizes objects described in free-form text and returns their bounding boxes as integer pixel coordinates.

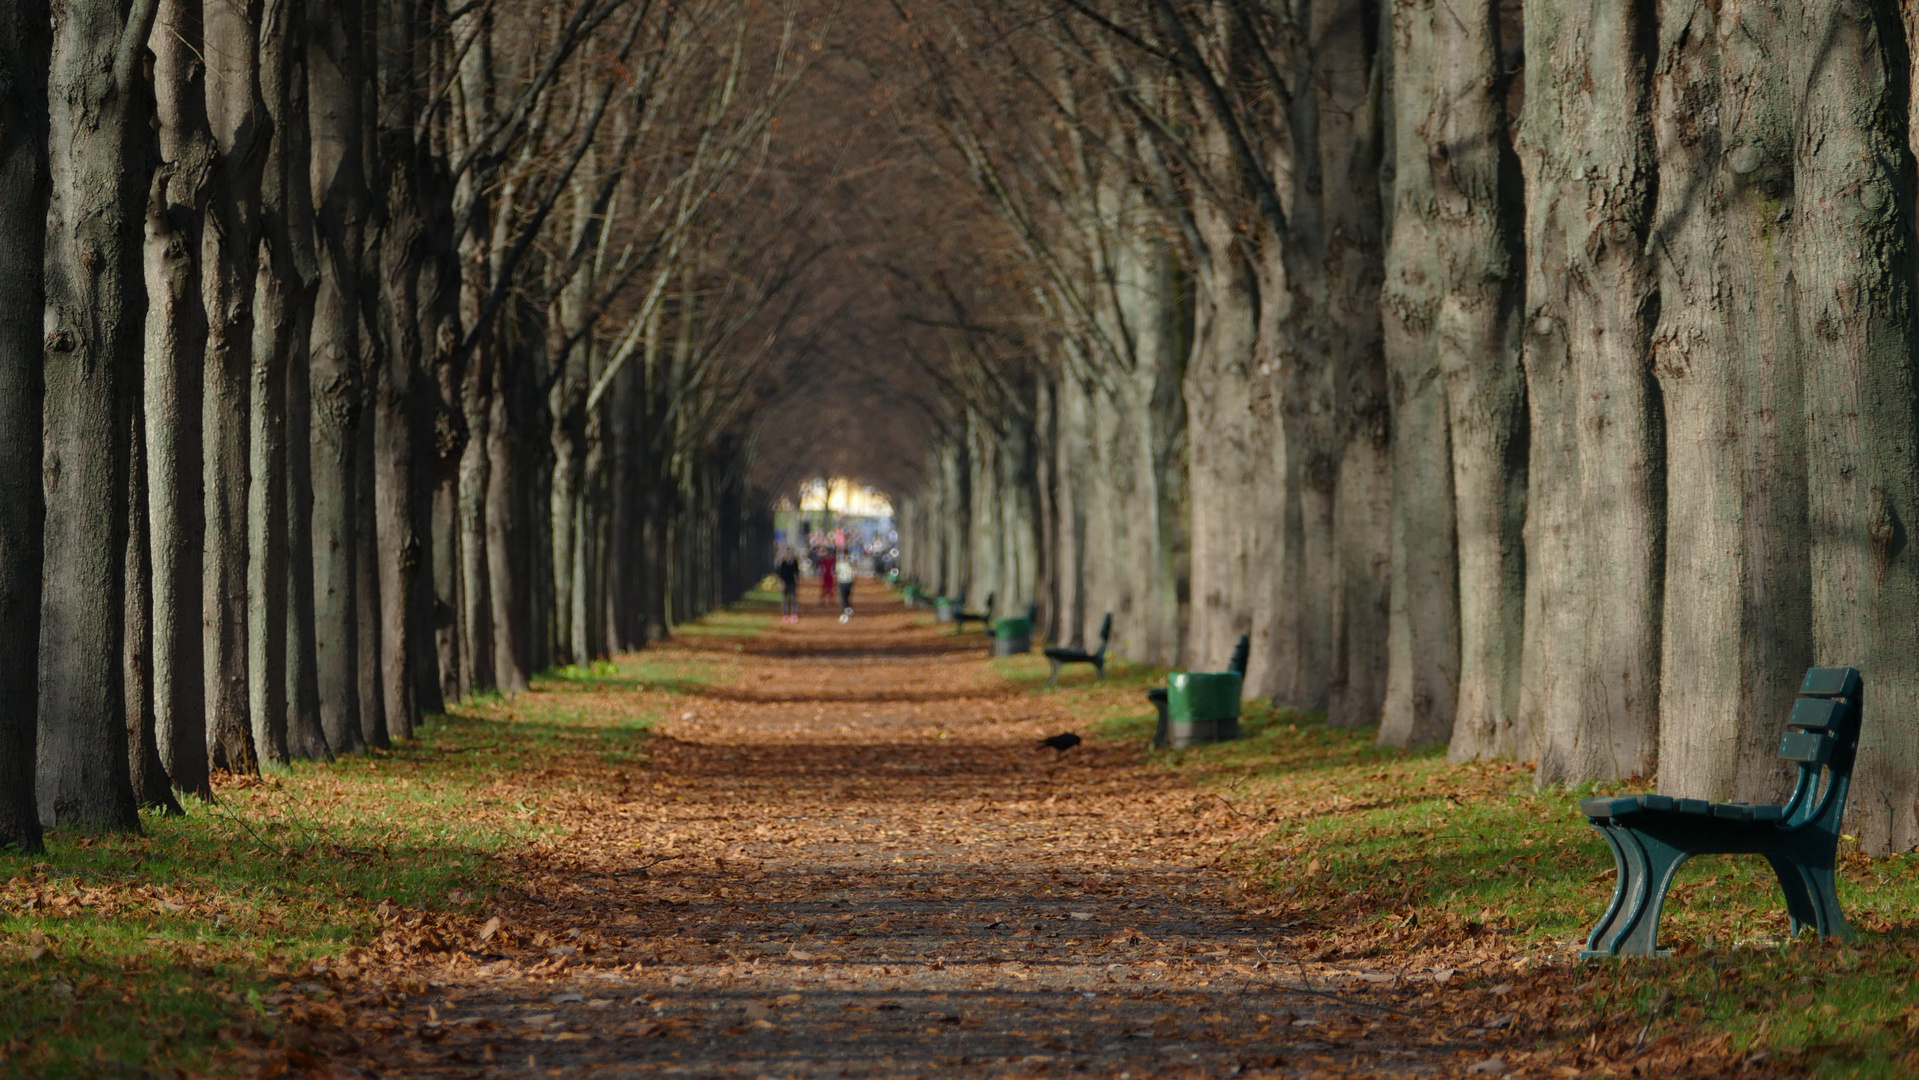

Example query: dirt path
[376,590,1478,1079]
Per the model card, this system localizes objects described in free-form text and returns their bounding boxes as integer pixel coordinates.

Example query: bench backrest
[1227,634,1251,677]
[1779,667,1862,831]
[1092,613,1112,659]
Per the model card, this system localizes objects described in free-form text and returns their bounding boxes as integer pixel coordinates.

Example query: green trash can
[992,616,1032,656]
[1167,671,1242,747]
[901,584,921,607]
[933,597,957,623]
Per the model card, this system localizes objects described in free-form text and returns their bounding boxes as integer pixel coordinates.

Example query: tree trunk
[1522,0,1662,786]
[144,0,211,798]
[1650,0,1807,802]
[201,0,265,774]
[1794,0,1919,852]
[371,0,433,739]
[39,0,153,833]
[420,180,463,708]
[1181,115,1262,672]
[307,0,367,755]
[1378,0,1457,749]
[1317,0,1390,730]
[277,0,328,761]
[0,0,49,850]
[249,0,308,767]
[486,329,528,691]
[372,207,422,739]
[355,406,390,747]
[1432,0,1528,762]
[127,382,182,811]
[450,0,496,689]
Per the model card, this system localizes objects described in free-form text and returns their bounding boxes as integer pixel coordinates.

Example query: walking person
[837,553,856,622]
[775,545,801,623]
[816,546,837,607]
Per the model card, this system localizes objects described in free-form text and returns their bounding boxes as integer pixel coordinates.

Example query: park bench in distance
[1043,613,1111,685]
[1577,666,1862,958]
[953,592,995,634]
[1148,634,1250,749]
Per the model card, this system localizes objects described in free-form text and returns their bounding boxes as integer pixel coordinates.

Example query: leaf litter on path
[283,592,1530,1079]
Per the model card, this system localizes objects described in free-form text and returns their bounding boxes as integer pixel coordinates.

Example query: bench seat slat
[1579,794,1787,823]
[1579,796,1642,818]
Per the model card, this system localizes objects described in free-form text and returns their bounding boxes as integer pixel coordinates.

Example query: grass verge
[0,625,736,1078]
[1006,652,1919,1078]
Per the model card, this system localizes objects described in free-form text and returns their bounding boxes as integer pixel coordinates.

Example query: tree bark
[127,381,182,811]
[307,0,367,754]
[355,407,390,746]
[249,0,303,767]
[1320,1,1391,729]
[143,0,211,798]
[39,0,154,833]
[1181,104,1263,673]
[450,0,496,689]
[1521,0,1662,786]
[0,0,49,850]
[486,320,529,691]
[277,0,328,761]
[373,189,423,738]
[1433,0,1528,762]
[1651,0,1807,802]
[201,0,266,774]
[1794,0,1919,852]
[1378,0,1458,750]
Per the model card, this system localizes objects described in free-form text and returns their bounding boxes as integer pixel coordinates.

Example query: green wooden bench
[1148,634,1250,749]
[1578,666,1862,958]
[1043,613,1110,685]
[953,592,996,635]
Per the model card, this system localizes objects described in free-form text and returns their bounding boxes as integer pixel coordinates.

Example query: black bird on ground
[1037,732,1081,753]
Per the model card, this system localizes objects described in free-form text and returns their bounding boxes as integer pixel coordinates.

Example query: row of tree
[883,0,1919,852]
[0,0,803,852]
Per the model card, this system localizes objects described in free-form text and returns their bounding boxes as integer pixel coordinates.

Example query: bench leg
[1763,853,1823,938]
[1046,658,1062,687]
[1766,853,1853,942]
[1582,826,1637,957]
[1151,699,1170,749]
[1583,827,1690,958]
[1093,658,1105,680]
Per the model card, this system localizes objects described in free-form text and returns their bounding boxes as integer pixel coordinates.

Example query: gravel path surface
[383,591,1479,1078]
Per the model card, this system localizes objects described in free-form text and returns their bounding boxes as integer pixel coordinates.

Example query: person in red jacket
[816,546,836,606]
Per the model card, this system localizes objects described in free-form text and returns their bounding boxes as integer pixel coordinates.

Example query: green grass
[0,614,741,1078]
[1039,677,1919,1077]
[671,609,775,638]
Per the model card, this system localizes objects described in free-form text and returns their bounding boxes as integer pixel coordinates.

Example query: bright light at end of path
[790,477,892,517]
